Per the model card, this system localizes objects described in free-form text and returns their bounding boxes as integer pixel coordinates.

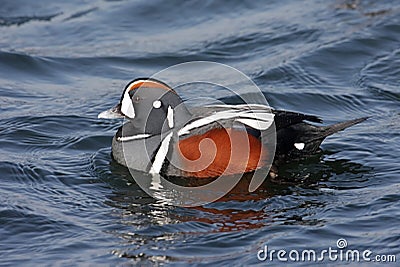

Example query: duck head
[98,78,192,135]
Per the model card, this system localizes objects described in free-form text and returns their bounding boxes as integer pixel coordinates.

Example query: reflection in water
[273,151,372,188]
[98,149,372,263]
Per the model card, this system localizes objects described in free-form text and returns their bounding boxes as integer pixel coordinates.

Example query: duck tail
[292,117,369,155]
[318,117,369,140]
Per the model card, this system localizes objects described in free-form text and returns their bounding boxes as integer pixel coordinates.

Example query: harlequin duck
[98,78,367,178]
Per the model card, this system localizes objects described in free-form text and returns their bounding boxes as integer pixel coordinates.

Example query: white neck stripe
[117,133,151,142]
[167,106,174,128]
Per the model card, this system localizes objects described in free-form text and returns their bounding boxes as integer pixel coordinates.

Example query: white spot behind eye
[153,100,162,109]
[294,143,305,150]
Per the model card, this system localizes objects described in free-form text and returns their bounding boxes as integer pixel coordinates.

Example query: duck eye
[133,96,141,102]
[153,100,162,109]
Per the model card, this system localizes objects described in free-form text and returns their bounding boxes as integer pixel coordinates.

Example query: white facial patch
[153,100,162,109]
[167,106,174,128]
[121,89,135,119]
[294,143,305,150]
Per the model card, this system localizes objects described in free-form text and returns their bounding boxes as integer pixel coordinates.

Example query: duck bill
[98,104,124,119]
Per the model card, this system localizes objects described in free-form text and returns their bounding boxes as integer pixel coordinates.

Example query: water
[1,0,399,265]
